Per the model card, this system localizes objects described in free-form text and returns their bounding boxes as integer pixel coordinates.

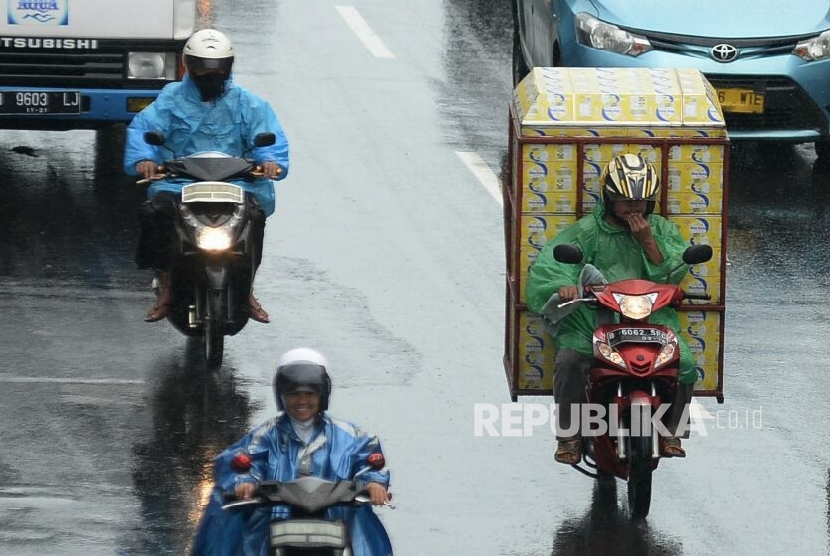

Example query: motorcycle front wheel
[626,403,654,519]
[203,288,226,370]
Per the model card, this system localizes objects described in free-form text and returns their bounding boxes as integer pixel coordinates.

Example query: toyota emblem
[711,43,738,62]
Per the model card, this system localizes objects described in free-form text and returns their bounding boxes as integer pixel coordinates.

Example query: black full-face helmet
[273,348,332,412]
[601,153,660,215]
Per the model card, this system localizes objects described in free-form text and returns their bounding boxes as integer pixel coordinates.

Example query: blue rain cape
[191,413,393,556]
[123,74,289,217]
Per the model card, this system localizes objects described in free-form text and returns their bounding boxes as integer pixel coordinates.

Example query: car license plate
[0,91,81,115]
[715,87,764,114]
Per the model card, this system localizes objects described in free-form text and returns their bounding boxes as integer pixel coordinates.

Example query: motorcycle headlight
[794,30,830,61]
[654,340,678,369]
[575,13,652,56]
[596,339,626,369]
[613,293,658,320]
[195,227,233,251]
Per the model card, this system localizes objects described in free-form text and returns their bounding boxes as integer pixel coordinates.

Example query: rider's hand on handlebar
[364,482,391,505]
[557,285,580,302]
[260,161,283,179]
[234,482,258,500]
[136,160,162,180]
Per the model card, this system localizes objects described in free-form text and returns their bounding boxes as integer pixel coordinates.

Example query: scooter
[551,243,713,518]
[139,131,276,369]
[221,453,392,556]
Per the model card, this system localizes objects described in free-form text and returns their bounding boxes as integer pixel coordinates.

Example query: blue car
[513,0,830,158]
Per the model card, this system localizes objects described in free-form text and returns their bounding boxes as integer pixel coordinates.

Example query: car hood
[583,0,830,38]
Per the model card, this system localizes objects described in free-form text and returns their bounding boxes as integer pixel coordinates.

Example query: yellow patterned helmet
[601,153,659,214]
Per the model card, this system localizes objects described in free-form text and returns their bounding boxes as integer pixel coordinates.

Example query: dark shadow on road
[551,476,684,556]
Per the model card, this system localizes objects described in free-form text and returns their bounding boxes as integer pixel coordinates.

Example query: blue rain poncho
[191,413,393,556]
[123,74,289,217]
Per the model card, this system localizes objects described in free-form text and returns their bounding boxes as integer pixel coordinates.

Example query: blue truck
[0,0,196,133]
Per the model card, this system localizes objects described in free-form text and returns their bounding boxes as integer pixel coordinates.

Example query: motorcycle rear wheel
[626,404,654,519]
[203,289,226,370]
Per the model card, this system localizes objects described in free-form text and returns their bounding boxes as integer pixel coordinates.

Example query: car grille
[0,50,126,87]
[622,29,830,133]
[705,76,827,133]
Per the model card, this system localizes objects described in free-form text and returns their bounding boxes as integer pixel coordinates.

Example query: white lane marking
[456,151,503,206]
[691,399,714,419]
[0,375,143,385]
[335,6,395,59]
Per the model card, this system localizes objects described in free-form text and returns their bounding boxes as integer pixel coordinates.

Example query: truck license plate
[0,91,81,115]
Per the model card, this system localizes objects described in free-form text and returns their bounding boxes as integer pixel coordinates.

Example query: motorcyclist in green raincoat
[525,153,695,465]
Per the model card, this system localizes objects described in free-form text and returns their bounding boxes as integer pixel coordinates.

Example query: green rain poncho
[525,202,698,385]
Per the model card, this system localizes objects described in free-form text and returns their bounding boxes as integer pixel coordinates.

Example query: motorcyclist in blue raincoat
[123,28,289,324]
[191,348,394,556]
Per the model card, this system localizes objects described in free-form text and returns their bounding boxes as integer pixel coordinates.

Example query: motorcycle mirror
[242,132,277,159]
[682,244,713,265]
[662,244,715,282]
[367,453,386,469]
[143,131,177,158]
[143,131,165,146]
[231,452,253,473]
[253,132,277,147]
[552,244,584,264]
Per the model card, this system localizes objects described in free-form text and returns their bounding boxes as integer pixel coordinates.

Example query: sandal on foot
[144,300,170,323]
[555,439,583,465]
[248,296,270,324]
[660,436,686,458]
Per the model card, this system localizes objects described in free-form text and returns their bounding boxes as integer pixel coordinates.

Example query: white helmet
[274,348,332,412]
[183,29,234,74]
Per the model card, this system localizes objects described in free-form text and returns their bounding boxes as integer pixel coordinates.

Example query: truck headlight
[128,52,177,79]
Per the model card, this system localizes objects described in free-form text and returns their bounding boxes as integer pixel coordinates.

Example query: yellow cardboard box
[514,67,726,128]
[516,311,556,390]
[672,215,724,247]
[679,253,723,303]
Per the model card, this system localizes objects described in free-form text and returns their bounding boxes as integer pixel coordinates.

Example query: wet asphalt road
[1,1,829,555]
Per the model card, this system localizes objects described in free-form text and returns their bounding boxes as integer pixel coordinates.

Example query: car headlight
[613,293,658,320]
[128,52,177,79]
[794,30,830,61]
[195,227,233,251]
[575,13,652,56]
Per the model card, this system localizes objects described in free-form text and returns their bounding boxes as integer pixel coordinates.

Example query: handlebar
[556,297,593,309]
[557,291,711,309]
[220,488,395,511]
[136,165,267,186]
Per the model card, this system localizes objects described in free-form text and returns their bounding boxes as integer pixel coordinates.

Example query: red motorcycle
[551,243,712,518]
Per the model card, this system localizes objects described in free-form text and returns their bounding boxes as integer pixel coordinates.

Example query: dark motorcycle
[222,453,392,556]
[551,243,712,518]
[140,131,276,368]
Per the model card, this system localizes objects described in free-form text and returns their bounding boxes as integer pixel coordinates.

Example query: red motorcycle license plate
[607,328,666,345]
